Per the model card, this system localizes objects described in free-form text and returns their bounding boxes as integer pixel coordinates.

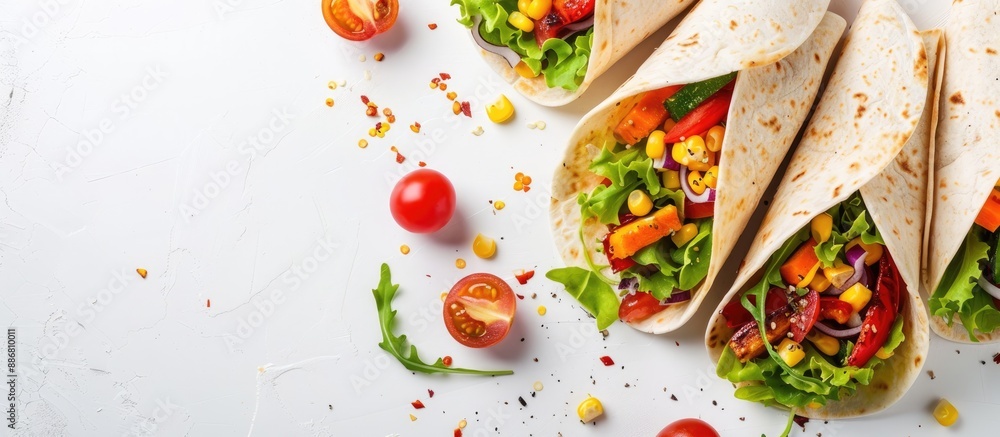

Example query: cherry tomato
[818,297,853,324]
[389,169,456,233]
[720,288,788,329]
[322,0,398,41]
[443,273,516,348]
[656,418,720,437]
[619,292,664,323]
[789,289,820,342]
[534,0,595,45]
[684,199,715,219]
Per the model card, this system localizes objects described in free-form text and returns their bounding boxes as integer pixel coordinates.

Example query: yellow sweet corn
[671,223,698,247]
[846,238,884,265]
[933,399,958,427]
[671,142,688,166]
[684,135,715,171]
[705,125,725,152]
[823,260,856,288]
[687,170,706,195]
[811,213,833,243]
[777,338,805,367]
[577,396,604,423]
[514,61,538,78]
[645,130,667,159]
[662,118,677,133]
[524,0,552,20]
[627,190,653,216]
[508,11,534,32]
[703,166,719,189]
[472,234,497,259]
[486,95,514,123]
[840,283,872,313]
[876,347,894,360]
[806,330,840,356]
[809,272,831,293]
[662,170,681,190]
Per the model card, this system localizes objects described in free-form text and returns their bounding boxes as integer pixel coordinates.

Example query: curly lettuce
[451,0,593,91]
[815,192,884,267]
[929,227,1000,340]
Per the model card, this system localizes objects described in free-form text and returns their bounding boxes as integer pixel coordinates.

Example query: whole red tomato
[656,418,720,437]
[389,169,456,233]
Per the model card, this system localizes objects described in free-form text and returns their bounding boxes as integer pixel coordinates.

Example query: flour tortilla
[549,2,838,334]
[924,0,1000,343]
[706,0,938,418]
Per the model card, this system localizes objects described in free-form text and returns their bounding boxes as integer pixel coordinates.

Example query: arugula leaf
[546,267,620,330]
[451,0,594,91]
[373,264,513,376]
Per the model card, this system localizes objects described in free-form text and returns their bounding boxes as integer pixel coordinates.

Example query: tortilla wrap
[924,0,1000,343]
[549,1,838,334]
[478,0,696,107]
[706,0,938,418]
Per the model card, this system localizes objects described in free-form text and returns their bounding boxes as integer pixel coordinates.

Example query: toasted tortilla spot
[850,162,860,171]
[950,92,965,105]
[730,20,738,30]
[915,356,922,366]
[988,48,998,55]
[853,92,869,102]
[792,170,807,182]
[856,105,867,119]
[834,184,843,197]
[814,53,821,63]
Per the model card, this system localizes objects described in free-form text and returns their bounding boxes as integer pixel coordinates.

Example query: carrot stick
[613,85,683,145]
[780,239,821,286]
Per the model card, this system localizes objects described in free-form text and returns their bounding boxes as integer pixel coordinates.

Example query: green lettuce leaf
[579,144,663,225]
[546,267,620,330]
[451,0,593,91]
[674,219,713,290]
[929,229,990,326]
[815,193,884,267]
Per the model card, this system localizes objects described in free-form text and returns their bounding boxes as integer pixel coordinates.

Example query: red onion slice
[662,290,692,304]
[814,321,861,338]
[825,251,868,295]
[471,16,524,68]
[679,167,712,203]
[978,274,1000,300]
[618,277,639,294]
[845,245,867,266]
[654,152,681,171]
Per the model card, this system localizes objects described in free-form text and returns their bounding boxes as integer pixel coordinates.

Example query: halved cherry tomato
[619,291,663,323]
[789,290,820,342]
[818,297,853,324]
[443,273,516,348]
[721,288,788,329]
[657,418,721,437]
[389,169,455,233]
[664,90,733,143]
[684,199,715,219]
[847,253,902,366]
[322,0,398,41]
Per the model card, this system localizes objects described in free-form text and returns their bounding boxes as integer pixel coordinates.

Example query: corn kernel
[136,268,147,279]
[845,238,884,265]
[455,258,466,269]
[452,101,462,115]
[795,261,822,289]
[368,128,377,137]
[517,0,531,15]
[373,52,384,61]
[671,223,698,247]
[325,98,334,107]
[532,381,544,391]
[410,123,421,133]
[933,399,959,427]
[684,135,715,171]
[811,213,834,243]
[806,330,840,356]
[703,165,719,189]
[809,272,831,293]
[645,130,666,159]
[777,338,805,367]
[875,347,894,359]
[472,234,497,259]
[823,260,855,288]
[706,125,726,152]
[671,142,689,166]
[521,176,532,185]
[358,139,368,149]
[400,245,410,255]
[662,170,681,190]
[514,181,524,191]
[508,11,534,32]
[439,83,448,91]
[446,91,457,100]
[627,190,653,216]
[840,283,873,313]
[524,0,552,20]
[494,200,505,210]
[576,396,604,423]
[807,401,823,409]
[409,414,417,422]
[537,305,547,316]
[487,94,515,123]
[514,61,538,78]
[662,118,676,133]
[687,170,707,195]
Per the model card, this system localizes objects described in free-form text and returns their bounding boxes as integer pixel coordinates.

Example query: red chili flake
[375,122,383,131]
[427,389,435,398]
[599,356,615,366]
[460,101,471,117]
[439,73,451,80]
[411,400,425,409]
[442,356,453,367]
[395,152,406,164]
[993,353,1000,364]
[515,270,535,285]
[793,415,809,430]
[431,77,441,84]
[206,299,211,308]
[428,23,438,30]
[454,429,462,437]
[360,95,370,104]
[418,161,426,167]
[515,294,525,300]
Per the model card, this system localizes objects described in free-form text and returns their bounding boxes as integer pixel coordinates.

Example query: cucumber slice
[665,71,738,121]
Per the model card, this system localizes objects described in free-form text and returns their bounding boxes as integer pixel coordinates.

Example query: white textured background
[3,0,996,436]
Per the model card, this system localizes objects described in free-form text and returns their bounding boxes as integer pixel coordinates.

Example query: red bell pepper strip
[721,288,789,329]
[684,199,715,219]
[818,297,853,324]
[663,89,733,143]
[846,253,902,367]
[534,0,596,47]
